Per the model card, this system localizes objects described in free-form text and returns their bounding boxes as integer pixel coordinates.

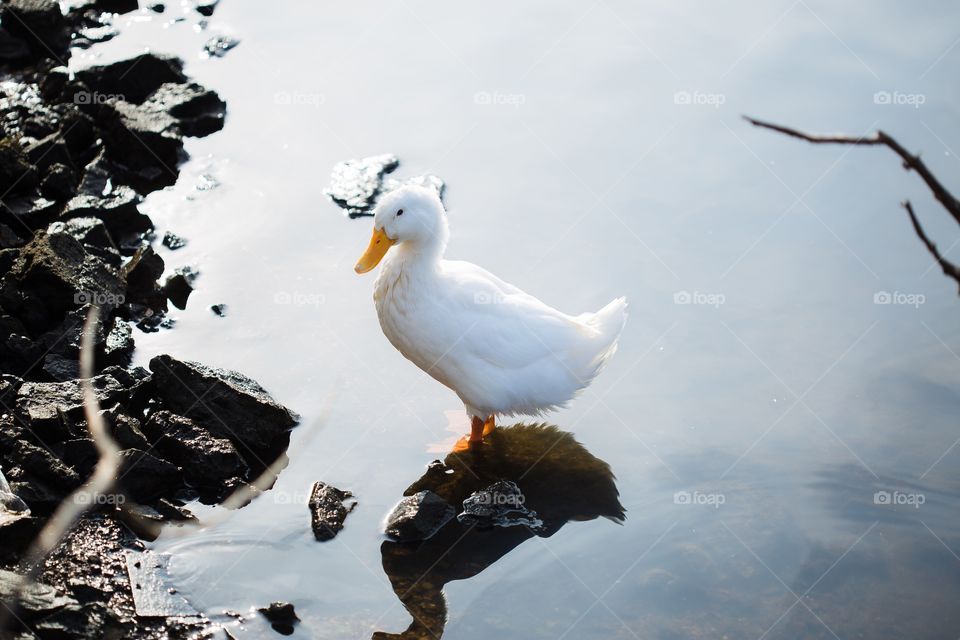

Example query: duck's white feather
[366,185,627,420]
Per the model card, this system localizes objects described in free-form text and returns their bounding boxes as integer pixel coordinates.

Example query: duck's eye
[396,209,404,216]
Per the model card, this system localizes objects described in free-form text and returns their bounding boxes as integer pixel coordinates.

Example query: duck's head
[354,185,448,274]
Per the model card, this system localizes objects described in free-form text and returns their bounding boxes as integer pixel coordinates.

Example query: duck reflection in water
[373,423,625,639]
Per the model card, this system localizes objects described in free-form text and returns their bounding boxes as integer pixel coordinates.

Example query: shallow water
[70,1,960,637]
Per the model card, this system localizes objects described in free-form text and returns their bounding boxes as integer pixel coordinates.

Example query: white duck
[355,185,627,445]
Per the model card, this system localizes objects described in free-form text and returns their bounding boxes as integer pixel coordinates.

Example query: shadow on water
[373,423,625,639]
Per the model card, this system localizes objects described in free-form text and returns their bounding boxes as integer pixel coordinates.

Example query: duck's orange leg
[469,416,485,443]
[483,414,496,436]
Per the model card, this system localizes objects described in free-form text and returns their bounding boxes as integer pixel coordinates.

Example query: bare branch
[744,116,960,226]
[902,201,960,293]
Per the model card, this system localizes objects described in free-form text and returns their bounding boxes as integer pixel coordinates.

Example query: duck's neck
[391,224,448,273]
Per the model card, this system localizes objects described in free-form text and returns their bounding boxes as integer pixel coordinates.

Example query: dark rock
[142,81,226,137]
[38,65,69,100]
[115,448,182,502]
[15,372,127,440]
[40,161,78,199]
[161,230,186,249]
[48,216,111,248]
[384,490,456,542]
[307,481,356,542]
[147,1,165,12]
[202,34,239,58]
[0,514,41,561]
[0,27,31,62]
[75,53,187,104]
[0,231,125,332]
[0,223,25,248]
[0,137,38,196]
[89,0,139,14]
[162,269,192,310]
[42,352,80,381]
[143,410,248,503]
[99,99,182,187]
[0,189,59,229]
[210,302,226,317]
[153,498,195,522]
[0,567,81,618]
[257,601,299,636]
[456,480,544,531]
[195,0,218,16]
[324,153,399,218]
[23,130,72,171]
[57,437,97,478]
[7,439,81,489]
[122,244,166,312]
[63,151,151,237]
[102,317,133,366]
[0,0,69,60]
[148,354,298,454]
[108,412,150,450]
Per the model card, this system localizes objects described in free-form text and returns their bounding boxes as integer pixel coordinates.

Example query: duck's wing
[439,260,589,370]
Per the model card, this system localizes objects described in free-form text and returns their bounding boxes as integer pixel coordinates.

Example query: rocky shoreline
[0,1,299,637]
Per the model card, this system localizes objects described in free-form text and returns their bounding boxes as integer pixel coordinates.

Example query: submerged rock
[308,481,356,541]
[457,480,544,531]
[258,601,299,636]
[161,231,186,249]
[325,153,445,218]
[324,153,399,218]
[203,34,239,58]
[384,490,456,542]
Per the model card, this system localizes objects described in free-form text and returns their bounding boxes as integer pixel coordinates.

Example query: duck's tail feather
[575,296,628,383]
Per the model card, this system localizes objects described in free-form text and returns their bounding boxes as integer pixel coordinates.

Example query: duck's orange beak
[355,227,395,274]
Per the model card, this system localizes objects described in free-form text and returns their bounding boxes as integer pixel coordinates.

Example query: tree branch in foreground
[744,116,960,292]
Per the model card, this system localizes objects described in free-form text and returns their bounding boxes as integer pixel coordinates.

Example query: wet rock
[308,481,356,542]
[107,412,150,450]
[102,317,133,366]
[0,567,81,618]
[148,354,299,454]
[99,98,183,186]
[0,0,70,61]
[40,161,78,200]
[0,27,31,62]
[48,216,111,248]
[161,230,186,249]
[122,244,167,313]
[62,158,151,239]
[203,34,239,58]
[15,372,127,440]
[210,302,227,317]
[0,465,30,514]
[56,437,97,478]
[457,480,544,531]
[143,410,249,503]
[324,153,399,218]
[0,512,41,561]
[195,0,218,16]
[142,81,226,137]
[257,601,299,636]
[115,448,182,502]
[7,439,81,490]
[0,231,125,332]
[43,352,80,380]
[384,490,456,542]
[162,269,193,310]
[0,223,25,248]
[89,0,139,13]
[0,137,38,197]
[75,53,187,104]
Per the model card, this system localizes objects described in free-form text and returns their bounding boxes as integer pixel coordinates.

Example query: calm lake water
[70,1,960,637]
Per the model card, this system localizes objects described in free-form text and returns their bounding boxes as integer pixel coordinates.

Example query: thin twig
[744,116,960,225]
[902,201,960,293]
